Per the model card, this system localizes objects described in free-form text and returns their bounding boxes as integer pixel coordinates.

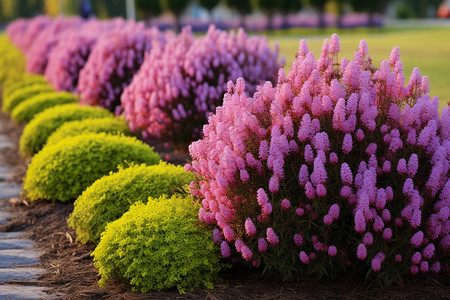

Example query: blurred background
[1,0,449,108]
[1,0,450,31]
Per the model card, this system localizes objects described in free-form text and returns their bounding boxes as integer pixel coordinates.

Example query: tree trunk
[267,11,274,31]
[281,13,289,29]
[317,5,326,29]
[174,13,181,33]
[368,10,375,27]
[336,1,343,29]
[239,13,246,30]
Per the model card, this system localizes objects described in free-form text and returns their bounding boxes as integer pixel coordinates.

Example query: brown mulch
[0,110,449,299]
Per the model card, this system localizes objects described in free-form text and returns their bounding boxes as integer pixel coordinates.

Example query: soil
[0,110,449,300]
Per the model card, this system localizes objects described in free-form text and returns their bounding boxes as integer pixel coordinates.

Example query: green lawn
[270,27,450,111]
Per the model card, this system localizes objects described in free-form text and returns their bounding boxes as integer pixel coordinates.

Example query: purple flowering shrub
[26,16,83,74]
[121,26,279,149]
[45,19,126,92]
[78,22,165,113]
[187,34,449,285]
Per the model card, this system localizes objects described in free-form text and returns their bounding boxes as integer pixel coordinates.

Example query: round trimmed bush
[46,117,130,146]
[122,25,279,149]
[6,18,30,51]
[92,194,222,293]
[26,16,82,74]
[11,92,77,122]
[12,15,52,53]
[0,37,25,84]
[78,22,165,113]
[44,19,127,92]
[2,84,54,113]
[68,162,195,244]
[24,133,161,202]
[187,35,449,286]
[20,104,113,156]
[2,74,48,99]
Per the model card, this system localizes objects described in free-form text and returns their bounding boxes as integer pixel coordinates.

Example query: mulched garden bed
[0,110,449,300]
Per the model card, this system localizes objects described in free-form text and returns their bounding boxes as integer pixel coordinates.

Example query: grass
[269,27,450,111]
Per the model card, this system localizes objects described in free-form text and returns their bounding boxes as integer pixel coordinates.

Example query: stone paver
[0,130,56,299]
[0,166,13,182]
[0,285,53,299]
[0,249,42,268]
[0,136,14,149]
[0,182,21,199]
[0,268,45,282]
[0,232,26,239]
[0,211,19,225]
[0,239,35,250]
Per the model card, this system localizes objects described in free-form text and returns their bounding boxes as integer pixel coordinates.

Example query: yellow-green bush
[68,162,195,244]
[3,74,48,100]
[20,104,113,156]
[0,35,25,84]
[92,194,222,293]
[23,133,161,202]
[11,92,77,122]
[46,117,130,146]
[2,83,54,113]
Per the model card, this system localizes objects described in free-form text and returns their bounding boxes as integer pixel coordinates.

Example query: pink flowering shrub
[78,21,165,113]
[187,34,449,286]
[7,15,53,53]
[45,19,126,92]
[6,18,30,50]
[121,25,279,149]
[26,16,83,74]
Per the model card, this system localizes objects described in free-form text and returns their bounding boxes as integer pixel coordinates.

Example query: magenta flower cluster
[7,15,53,53]
[121,25,280,148]
[187,34,449,283]
[44,19,127,92]
[78,21,166,113]
[26,16,83,74]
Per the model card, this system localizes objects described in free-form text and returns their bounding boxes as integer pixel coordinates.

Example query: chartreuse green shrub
[46,117,130,147]
[3,74,48,100]
[0,35,25,84]
[68,162,195,244]
[11,92,77,122]
[24,133,160,202]
[92,194,223,293]
[20,104,113,156]
[2,83,54,113]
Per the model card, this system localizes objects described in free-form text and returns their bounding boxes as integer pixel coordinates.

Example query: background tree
[257,0,278,30]
[161,0,190,32]
[225,0,252,29]
[91,0,126,18]
[13,0,43,18]
[258,0,303,30]
[136,0,162,22]
[198,0,220,19]
[309,0,328,29]
[334,0,345,28]
[349,0,388,27]
[278,0,303,29]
